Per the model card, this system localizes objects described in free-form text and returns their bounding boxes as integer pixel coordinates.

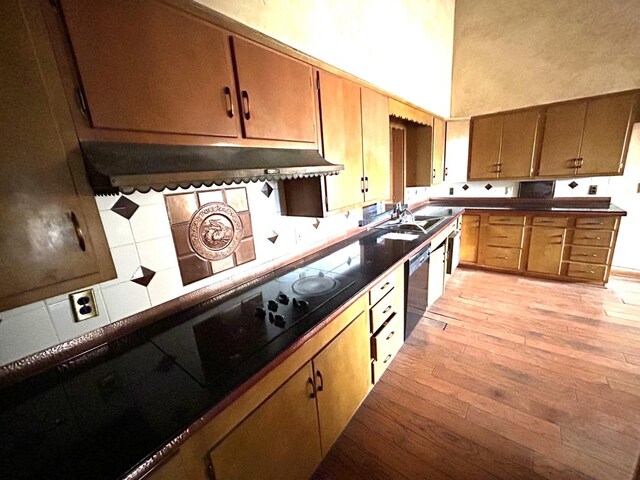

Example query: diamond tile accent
[131,266,156,287]
[346,256,353,266]
[111,196,139,220]
[312,218,321,230]
[344,211,350,219]
[569,180,579,189]
[261,182,274,198]
[267,231,279,244]
[484,183,493,190]
[462,184,469,191]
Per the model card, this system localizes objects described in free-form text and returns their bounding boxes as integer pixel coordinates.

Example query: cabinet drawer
[370,286,402,334]
[566,263,607,282]
[575,217,617,230]
[369,267,402,308]
[485,225,524,248]
[489,215,526,226]
[532,216,568,228]
[567,246,610,264]
[483,246,522,270]
[371,313,404,362]
[371,348,400,384]
[571,229,613,247]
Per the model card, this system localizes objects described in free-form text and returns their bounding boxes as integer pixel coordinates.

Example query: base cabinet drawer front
[482,246,522,270]
[571,229,614,247]
[370,286,402,333]
[371,313,404,362]
[485,225,525,248]
[488,215,526,226]
[575,217,617,230]
[208,364,322,480]
[371,350,400,384]
[566,263,607,282]
[567,246,610,264]
[532,216,568,228]
[369,267,402,308]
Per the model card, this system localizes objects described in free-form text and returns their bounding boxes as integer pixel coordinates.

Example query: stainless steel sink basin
[376,215,448,233]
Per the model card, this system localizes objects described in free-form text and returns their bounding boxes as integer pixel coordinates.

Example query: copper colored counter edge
[0,224,368,388]
[121,211,462,480]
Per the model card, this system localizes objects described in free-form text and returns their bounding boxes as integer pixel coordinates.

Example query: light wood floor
[313,268,640,480]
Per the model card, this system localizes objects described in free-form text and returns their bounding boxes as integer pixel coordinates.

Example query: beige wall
[451,0,640,117]
[195,0,455,117]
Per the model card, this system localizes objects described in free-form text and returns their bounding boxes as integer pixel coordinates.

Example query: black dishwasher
[405,244,430,339]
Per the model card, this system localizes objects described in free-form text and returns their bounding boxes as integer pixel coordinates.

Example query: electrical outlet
[449,187,454,195]
[588,185,598,195]
[69,289,98,322]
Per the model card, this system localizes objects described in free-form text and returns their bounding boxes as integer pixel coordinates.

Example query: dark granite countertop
[0,208,462,480]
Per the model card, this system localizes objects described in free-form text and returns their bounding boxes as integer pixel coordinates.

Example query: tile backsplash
[0,181,363,366]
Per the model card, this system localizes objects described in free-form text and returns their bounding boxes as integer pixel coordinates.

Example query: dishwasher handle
[409,246,430,276]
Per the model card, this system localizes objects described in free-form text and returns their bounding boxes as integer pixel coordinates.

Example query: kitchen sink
[376,215,448,233]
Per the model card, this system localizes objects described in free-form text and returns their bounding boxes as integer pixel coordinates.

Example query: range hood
[81,141,343,194]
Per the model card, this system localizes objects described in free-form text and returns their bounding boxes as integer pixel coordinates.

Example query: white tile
[0,300,46,319]
[0,306,58,365]
[101,282,151,322]
[136,236,178,272]
[147,268,183,306]
[99,209,135,248]
[125,190,164,206]
[100,244,141,288]
[48,288,110,342]
[94,193,121,211]
[130,204,172,242]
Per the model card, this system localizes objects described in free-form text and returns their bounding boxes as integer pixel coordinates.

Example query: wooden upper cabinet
[499,109,539,178]
[231,36,316,143]
[361,87,390,202]
[319,71,364,212]
[60,0,239,138]
[432,117,446,184]
[469,115,502,179]
[538,101,587,176]
[444,119,470,183]
[579,93,637,175]
[1,0,114,311]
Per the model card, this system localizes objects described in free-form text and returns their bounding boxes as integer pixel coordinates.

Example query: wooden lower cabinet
[527,227,565,275]
[208,364,322,480]
[460,211,621,285]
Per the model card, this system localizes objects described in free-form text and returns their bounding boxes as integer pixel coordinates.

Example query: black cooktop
[151,267,356,386]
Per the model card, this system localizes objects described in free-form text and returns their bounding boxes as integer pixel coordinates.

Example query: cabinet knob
[70,212,86,252]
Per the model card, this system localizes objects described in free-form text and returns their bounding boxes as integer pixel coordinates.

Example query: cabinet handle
[70,212,86,252]
[583,236,601,240]
[494,256,509,260]
[241,90,251,120]
[386,330,395,341]
[383,354,392,364]
[380,281,390,291]
[223,86,234,118]
[575,270,595,274]
[382,305,392,315]
[573,253,598,257]
[315,370,324,392]
[445,167,448,176]
[576,157,584,168]
[365,176,369,193]
[307,377,316,398]
[582,222,604,226]
[360,177,365,193]
[433,168,436,179]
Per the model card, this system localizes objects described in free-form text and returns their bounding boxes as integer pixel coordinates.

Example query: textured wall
[195,0,455,116]
[451,0,640,117]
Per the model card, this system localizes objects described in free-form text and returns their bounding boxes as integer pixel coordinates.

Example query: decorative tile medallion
[164,187,255,286]
[131,266,156,287]
[111,196,139,219]
[312,218,321,230]
[261,182,274,198]
[569,180,579,189]
[462,184,469,191]
[484,183,493,190]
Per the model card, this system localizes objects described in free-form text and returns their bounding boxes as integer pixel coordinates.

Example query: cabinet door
[468,115,502,179]
[444,119,470,183]
[538,101,586,176]
[527,227,565,275]
[232,36,316,143]
[499,110,539,179]
[460,215,480,263]
[390,124,406,204]
[320,71,364,211]
[427,242,446,306]
[209,364,322,480]
[60,0,239,137]
[361,88,390,202]
[579,93,637,176]
[432,117,446,184]
[313,312,370,455]
[1,0,113,310]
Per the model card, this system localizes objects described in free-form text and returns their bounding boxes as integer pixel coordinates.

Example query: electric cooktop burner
[150,267,356,386]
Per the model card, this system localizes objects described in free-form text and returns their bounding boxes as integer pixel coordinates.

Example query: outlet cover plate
[69,289,98,322]
[588,185,598,195]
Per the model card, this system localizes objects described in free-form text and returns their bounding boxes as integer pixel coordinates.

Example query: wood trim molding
[389,98,436,125]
